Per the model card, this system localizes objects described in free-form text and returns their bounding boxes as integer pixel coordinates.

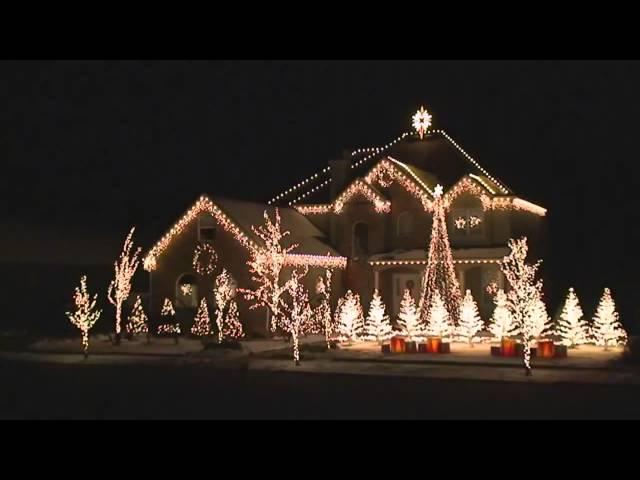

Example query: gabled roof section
[143,195,346,272]
[333,178,390,213]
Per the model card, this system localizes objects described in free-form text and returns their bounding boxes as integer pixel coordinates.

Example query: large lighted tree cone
[336,290,365,345]
[418,185,462,326]
[489,289,518,341]
[425,290,453,341]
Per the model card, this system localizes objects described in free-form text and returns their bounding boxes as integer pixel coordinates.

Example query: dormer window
[198,214,217,243]
[397,211,413,237]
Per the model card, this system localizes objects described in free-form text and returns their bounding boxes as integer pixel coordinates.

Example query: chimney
[329,149,351,201]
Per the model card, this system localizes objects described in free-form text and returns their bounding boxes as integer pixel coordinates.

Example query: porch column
[457,267,465,291]
[374,269,380,291]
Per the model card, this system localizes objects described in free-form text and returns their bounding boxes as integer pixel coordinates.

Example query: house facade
[144,109,546,335]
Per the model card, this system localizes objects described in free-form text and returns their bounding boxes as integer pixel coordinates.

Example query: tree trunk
[292,330,300,365]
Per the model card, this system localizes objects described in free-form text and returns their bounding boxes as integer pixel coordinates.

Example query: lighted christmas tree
[529,293,553,340]
[107,227,141,343]
[126,295,148,335]
[425,290,453,340]
[191,298,213,336]
[457,289,483,345]
[501,237,543,376]
[397,289,425,341]
[557,287,589,347]
[592,288,627,350]
[489,289,518,340]
[364,289,393,344]
[66,275,102,358]
[419,184,462,326]
[335,290,364,345]
[222,300,244,340]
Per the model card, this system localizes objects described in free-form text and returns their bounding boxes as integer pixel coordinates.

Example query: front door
[392,272,422,316]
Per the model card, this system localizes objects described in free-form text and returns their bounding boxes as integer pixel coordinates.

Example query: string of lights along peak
[143,196,347,272]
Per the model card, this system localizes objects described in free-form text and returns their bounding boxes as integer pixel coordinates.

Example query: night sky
[2,60,639,324]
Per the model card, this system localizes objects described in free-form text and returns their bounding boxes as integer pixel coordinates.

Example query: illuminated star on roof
[412,106,432,139]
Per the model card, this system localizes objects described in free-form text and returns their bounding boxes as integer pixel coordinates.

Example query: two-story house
[143,110,546,334]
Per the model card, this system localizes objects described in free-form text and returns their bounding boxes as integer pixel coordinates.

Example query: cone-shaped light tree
[191,298,213,336]
[222,300,244,340]
[126,295,149,335]
[335,290,364,345]
[364,289,393,344]
[592,288,627,350]
[419,184,462,326]
[489,289,518,340]
[241,209,298,335]
[425,290,453,340]
[398,289,424,341]
[158,298,180,338]
[501,237,543,376]
[66,275,102,358]
[557,287,589,347]
[457,289,483,346]
[107,227,141,343]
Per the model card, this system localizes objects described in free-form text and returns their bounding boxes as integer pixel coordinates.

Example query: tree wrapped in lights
[241,209,298,335]
[191,298,213,337]
[222,300,244,340]
[557,288,589,347]
[126,295,148,337]
[66,276,102,358]
[335,290,364,345]
[489,289,518,340]
[364,289,393,344]
[161,298,176,317]
[280,268,312,365]
[457,289,483,346]
[419,185,462,327]
[398,289,425,341]
[214,268,236,343]
[313,270,335,348]
[425,290,453,340]
[107,227,141,344]
[592,288,627,350]
[501,237,543,376]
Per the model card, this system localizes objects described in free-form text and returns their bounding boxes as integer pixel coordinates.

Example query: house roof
[268,129,514,206]
[143,195,345,272]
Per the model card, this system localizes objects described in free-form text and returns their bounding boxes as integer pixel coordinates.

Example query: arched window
[176,273,198,308]
[397,211,413,237]
[352,222,369,259]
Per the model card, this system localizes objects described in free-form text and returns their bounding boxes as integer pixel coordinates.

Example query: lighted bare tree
[240,209,298,335]
[107,227,141,344]
[66,275,102,358]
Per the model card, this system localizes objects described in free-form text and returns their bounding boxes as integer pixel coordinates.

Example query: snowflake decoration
[454,216,466,229]
[180,284,193,296]
[469,215,482,228]
[433,184,444,198]
[412,106,432,139]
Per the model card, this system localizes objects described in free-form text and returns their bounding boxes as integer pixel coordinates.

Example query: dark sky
[1,60,639,321]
